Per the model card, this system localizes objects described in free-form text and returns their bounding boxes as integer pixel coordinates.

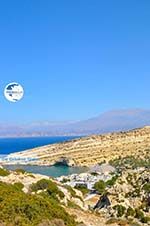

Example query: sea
[0,136,88,177]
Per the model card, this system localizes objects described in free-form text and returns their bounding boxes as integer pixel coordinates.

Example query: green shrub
[30,179,51,192]
[28,174,35,178]
[106,175,118,187]
[94,180,106,194]
[141,216,150,223]
[91,172,99,176]
[67,200,80,209]
[64,185,83,201]
[14,168,26,174]
[126,207,135,217]
[135,208,144,220]
[30,179,65,200]
[74,185,89,195]
[143,183,150,193]
[62,178,70,183]
[0,168,10,176]
[0,181,76,226]
[47,181,65,200]
[64,185,76,197]
[113,205,126,217]
[13,182,24,191]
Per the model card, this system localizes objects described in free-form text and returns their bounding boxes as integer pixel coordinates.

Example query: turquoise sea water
[1,136,87,177]
[4,164,88,178]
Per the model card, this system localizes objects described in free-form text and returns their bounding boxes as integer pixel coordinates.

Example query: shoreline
[3,164,89,178]
[1,126,150,168]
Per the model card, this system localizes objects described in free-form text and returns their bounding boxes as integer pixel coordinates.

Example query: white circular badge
[4,82,24,102]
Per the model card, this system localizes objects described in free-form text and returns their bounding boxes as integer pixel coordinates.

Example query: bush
[47,181,65,200]
[94,180,106,194]
[62,178,70,183]
[113,205,126,217]
[28,174,36,178]
[91,172,99,176]
[67,200,80,209]
[30,179,65,200]
[74,185,89,195]
[106,176,118,187]
[14,168,26,174]
[0,168,10,176]
[126,207,135,217]
[30,179,51,192]
[135,208,144,220]
[64,185,76,197]
[13,182,24,191]
[143,183,150,193]
[0,181,76,226]
[141,216,150,223]
[64,185,83,201]
[135,208,150,223]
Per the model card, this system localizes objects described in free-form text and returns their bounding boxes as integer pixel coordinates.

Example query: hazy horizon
[0,108,150,138]
[0,107,149,125]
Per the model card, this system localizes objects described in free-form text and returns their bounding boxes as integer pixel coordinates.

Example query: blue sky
[0,0,150,123]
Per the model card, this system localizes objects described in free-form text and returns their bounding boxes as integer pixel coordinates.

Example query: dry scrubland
[9,126,150,166]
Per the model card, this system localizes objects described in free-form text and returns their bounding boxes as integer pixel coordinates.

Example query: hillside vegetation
[0,180,77,226]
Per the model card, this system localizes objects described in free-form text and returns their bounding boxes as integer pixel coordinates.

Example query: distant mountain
[1,109,150,137]
[68,108,150,134]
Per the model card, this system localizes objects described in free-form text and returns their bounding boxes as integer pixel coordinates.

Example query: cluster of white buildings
[58,163,116,190]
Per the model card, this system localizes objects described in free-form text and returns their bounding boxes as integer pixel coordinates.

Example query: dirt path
[66,208,117,226]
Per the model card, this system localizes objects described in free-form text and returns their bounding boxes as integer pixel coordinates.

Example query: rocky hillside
[6,126,150,166]
[0,167,110,226]
[0,152,149,226]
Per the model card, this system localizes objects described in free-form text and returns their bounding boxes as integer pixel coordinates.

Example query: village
[57,163,116,191]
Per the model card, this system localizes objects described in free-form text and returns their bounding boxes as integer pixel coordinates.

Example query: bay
[4,164,88,178]
[0,136,87,177]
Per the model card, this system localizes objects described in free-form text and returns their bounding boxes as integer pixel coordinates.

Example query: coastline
[1,126,150,168]
[3,164,89,178]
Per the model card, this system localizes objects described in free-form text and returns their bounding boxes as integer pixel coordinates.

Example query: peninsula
[2,126,150,167]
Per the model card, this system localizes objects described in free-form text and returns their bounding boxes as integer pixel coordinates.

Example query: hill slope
[7,126,150,166]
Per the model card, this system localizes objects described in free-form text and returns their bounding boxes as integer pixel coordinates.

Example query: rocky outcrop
[93,194,111,210]
[54,157,76,167]
[0,170,49,193]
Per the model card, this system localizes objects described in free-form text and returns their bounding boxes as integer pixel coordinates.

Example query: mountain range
[1,108,150,137]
